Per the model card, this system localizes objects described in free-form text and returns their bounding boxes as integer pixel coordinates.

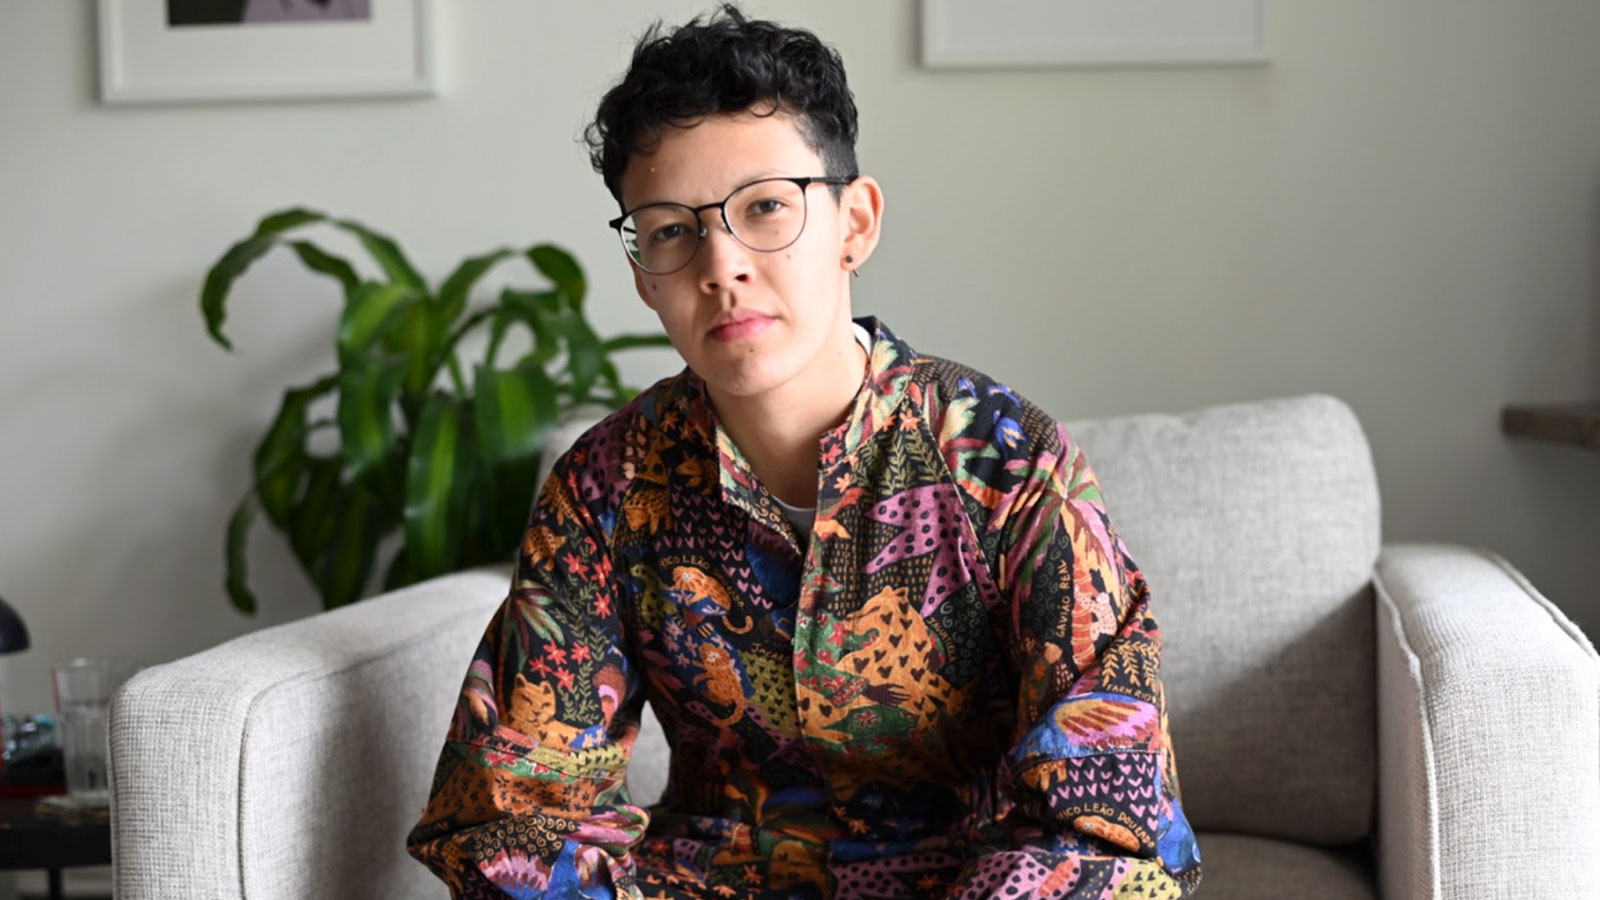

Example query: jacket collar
[675,315,919,533]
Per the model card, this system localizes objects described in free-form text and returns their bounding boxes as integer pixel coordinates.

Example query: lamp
[0,594,30,654]
[0,593,31,775]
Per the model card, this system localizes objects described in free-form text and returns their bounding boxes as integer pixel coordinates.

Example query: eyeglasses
[608,175,858,276]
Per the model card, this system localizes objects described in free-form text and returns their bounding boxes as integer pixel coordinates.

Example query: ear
[837,175,884,271]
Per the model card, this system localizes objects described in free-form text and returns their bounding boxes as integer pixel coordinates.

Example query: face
[618,109,881,402]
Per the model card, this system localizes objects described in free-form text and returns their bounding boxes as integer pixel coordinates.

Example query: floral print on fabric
[406,317,1202,899]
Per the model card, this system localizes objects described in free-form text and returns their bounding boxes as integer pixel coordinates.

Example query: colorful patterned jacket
[406,316,1202,899]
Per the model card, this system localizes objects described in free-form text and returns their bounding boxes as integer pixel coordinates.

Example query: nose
[694,209,753,294]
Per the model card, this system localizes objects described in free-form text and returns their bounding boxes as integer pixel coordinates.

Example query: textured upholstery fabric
[1183,833,1377,899]
[110,568,509,900]
[106,393,1597,899]
[1373,544,1600,900]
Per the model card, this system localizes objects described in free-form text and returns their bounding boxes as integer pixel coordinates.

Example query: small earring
[845,255,854,263]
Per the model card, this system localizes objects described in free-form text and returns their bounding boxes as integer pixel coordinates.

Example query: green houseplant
[201,208,670,614]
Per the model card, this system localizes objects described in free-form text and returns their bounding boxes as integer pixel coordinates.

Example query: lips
[707,312,776,342]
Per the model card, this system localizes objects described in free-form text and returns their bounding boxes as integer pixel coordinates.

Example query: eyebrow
[632,169,788,209]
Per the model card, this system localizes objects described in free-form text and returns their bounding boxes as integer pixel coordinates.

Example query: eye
[650,223,691,244]
[746,198,786,217]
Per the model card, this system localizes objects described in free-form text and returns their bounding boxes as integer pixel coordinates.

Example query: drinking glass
[51,656,141,807]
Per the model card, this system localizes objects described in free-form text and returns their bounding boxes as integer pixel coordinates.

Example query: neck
[708,324,867,508]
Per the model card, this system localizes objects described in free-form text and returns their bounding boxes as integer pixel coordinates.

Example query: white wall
[2,0,1598,801]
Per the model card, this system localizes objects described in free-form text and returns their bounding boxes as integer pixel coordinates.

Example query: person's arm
[405,450,649,900]
[951,421,1202,898]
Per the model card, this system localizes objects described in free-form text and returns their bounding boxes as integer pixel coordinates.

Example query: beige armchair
[108,393,1600,898]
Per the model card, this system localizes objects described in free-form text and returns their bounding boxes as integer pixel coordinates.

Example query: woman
[407,6,1202,898]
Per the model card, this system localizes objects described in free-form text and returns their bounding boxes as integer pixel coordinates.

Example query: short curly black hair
[584,3,859,207]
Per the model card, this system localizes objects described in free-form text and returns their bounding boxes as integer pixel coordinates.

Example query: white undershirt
[771,322,874,541]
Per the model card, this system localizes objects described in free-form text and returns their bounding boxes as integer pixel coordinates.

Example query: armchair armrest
[109,565,511,900]
[1374,543,1599,900]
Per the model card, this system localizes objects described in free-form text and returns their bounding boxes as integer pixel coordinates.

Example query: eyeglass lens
[619,179,810,274]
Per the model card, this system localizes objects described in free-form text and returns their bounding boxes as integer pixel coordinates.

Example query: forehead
[618,110,825,209]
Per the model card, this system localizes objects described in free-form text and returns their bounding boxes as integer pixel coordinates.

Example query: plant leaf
[288,240,360,297]
[549,311,604,404]
[225,493,258,615]
[288,455,343,570]
[382,545,416,592]
[370,444,410,523]
[437,247,514,325]
[252,374,338,531]
[337,281,419,364]
[289,456,343,568]
[201,231,278,351]
[405,392,466,579]
[388,302,448,397]
[456,450,496,566]
[527,244,586,310]
[472,354,549,556]
[597,358,625,398]
[256,208,327,235]
[334,219,427,292]
[337,355,407,484]
[496,289,562,367]
[316,483,380,609]
[601,332,674,353]
[484,290,540,367]
[483,308,514,368]
[473,361,558,467]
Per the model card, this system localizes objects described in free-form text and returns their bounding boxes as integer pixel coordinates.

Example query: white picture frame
[96,0,436,105]
[921,0,1268,69]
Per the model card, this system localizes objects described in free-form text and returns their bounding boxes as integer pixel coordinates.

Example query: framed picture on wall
[96,0,436,105]
[921,0,1268,69]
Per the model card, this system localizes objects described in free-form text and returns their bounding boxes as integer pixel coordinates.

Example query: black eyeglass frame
[607,174,859,275]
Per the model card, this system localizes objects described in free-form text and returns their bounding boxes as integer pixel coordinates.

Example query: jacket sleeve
[951,421,1202,899]
[405,448,649,900]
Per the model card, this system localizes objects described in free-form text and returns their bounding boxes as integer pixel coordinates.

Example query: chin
[702,363,793,399]
[694,346,806,400]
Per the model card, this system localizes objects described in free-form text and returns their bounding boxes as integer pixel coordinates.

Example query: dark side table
[0,794,111,900]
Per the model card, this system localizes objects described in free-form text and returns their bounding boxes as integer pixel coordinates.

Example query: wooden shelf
[1501,402,1600,451]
